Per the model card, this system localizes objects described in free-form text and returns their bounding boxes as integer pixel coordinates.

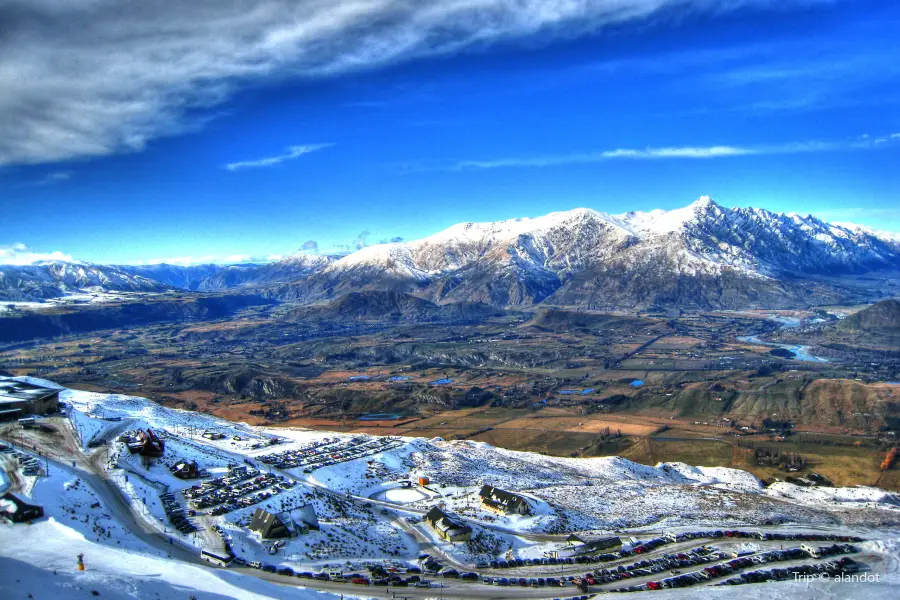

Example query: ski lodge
[424,507,472,542]
[479,484,532,515]
[0,378,60,421]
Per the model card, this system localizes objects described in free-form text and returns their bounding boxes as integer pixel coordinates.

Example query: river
[736,316,829,363]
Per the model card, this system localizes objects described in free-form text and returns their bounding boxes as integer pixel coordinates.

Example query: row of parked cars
[718,556,858,586]
[160,492,198,534]
[256,436,403,471]
[604,544,858,592]
[478,530,865,572]
[182,466,259,500]
[0,444,43,476]
[669,529,864,543]
[184,471,293,515]
[477,554,590,569]
[260,562,596,598]
[481,576,571,587]
[584,545,722,586]
[474,536,678,571]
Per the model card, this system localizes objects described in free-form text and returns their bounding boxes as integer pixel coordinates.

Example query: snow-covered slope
[0,517,343,600]
[0,260,171,301]
[329,196,900,281]
[6,376,900,598]
[283,197,900,308]
[121,254,334,292]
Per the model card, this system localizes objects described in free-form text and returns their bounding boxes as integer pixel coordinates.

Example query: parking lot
[230,537,862,598]
[160,490,199,534]
[0,443,44,477]
[180,465,295,515]
[586,542,859,592]
[256,435,403,472]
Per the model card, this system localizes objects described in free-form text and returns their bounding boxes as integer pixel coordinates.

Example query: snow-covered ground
[0,518,349,600]
[0,457,350,599]
[0,290,162,313]
[5,376,900,598]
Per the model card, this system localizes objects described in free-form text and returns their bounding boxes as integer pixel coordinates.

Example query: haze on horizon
[2,0,899,266]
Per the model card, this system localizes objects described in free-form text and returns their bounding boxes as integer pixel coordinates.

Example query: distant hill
[0,294,272,343]
[839,299,900,333]
[0,261,170,301]
[525,308,655,332]
[287,291,506,323]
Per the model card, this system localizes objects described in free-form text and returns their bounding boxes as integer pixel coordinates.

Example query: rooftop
[0,378,60,403]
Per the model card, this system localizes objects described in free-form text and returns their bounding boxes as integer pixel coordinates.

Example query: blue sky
[1,0,899,265]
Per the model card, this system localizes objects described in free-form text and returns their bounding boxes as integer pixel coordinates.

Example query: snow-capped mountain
[3,198,899,309]
[282,197,900,309]
[0,261,171,301]
[328,197,900,280]
[121,253,333,292]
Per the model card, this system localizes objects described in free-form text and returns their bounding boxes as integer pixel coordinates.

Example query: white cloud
[0,0,832,166]
[452,145,754,169]
[0,243,75,265]
[445,135,896,170]
[225,143,332,171]
[45,170,73,182]
[13,170,75,187]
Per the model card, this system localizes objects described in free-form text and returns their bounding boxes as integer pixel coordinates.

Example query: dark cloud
[301,240,318,251]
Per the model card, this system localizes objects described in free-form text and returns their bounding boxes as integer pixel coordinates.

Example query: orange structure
[881,447,898,471]
[417,476,430,487]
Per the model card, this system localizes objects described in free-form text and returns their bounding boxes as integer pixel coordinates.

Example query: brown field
[647,336,705,349]
[390,427,484,439]
[470,428,605,456]
[618,435,897,490]
[400,407,490,429]
[621,437,735,468]
[495,415,659,436]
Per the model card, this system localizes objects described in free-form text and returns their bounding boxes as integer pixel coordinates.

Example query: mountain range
[4,197,900,310]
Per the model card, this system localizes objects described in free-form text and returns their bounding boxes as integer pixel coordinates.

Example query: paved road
[242,567,588,599]
[3,437,205,566]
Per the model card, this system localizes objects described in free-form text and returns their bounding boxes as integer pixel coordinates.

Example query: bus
[200,549,233,567]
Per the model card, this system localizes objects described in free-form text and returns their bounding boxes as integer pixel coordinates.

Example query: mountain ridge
[4,197,900,309]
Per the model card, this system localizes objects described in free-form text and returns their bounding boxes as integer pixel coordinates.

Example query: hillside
[525,308,658,332]
[840,299,900,333]
[286,290,507,323]
[0,294,272,343]
[0,261,170,300]
[278,197,900,309]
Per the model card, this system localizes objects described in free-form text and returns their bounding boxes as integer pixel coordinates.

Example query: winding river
[736,316,829,363]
